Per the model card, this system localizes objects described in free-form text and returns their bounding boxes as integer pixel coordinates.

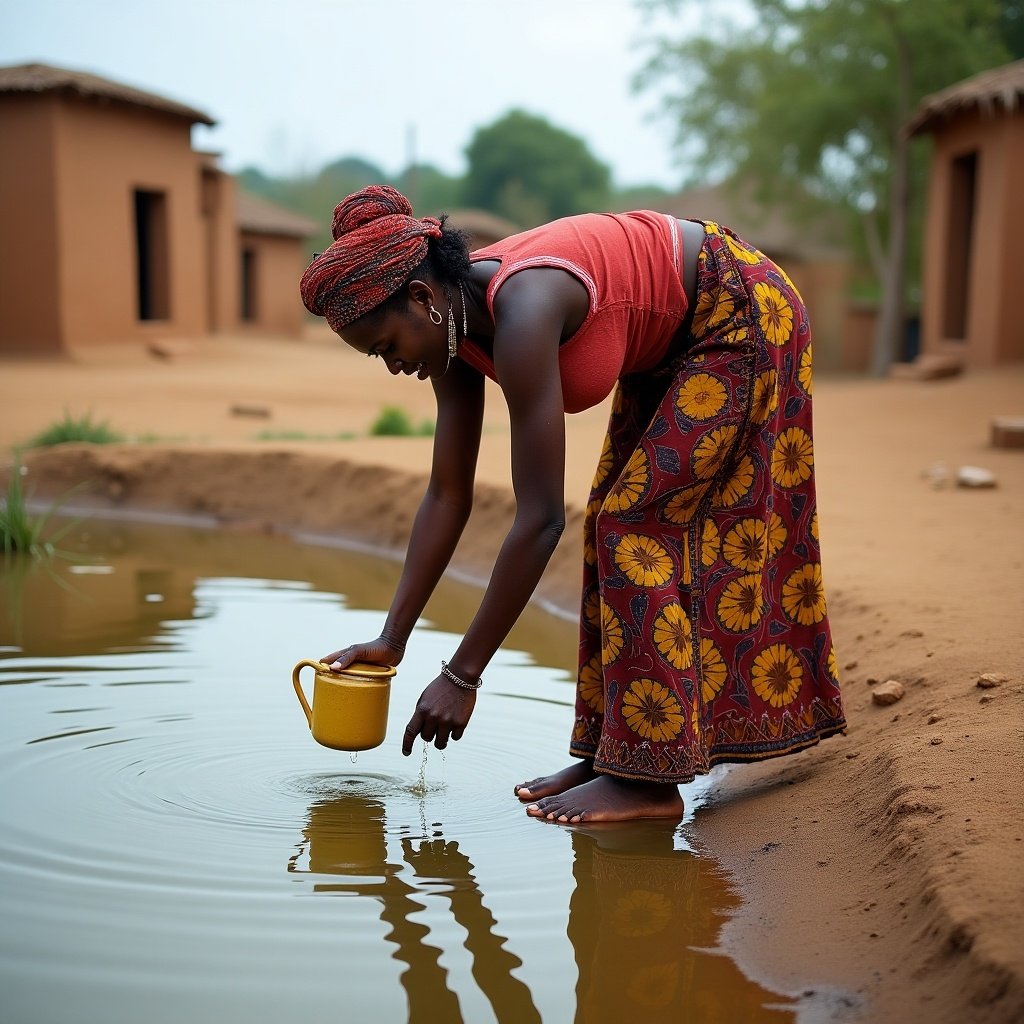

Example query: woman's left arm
[402,269,574,754]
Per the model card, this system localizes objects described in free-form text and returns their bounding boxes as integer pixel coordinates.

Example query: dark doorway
[134,190,170,321]
[943,151,978,341]
[241,247,258,322]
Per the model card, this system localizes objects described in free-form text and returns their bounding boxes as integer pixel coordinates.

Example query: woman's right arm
[322,358,484,669]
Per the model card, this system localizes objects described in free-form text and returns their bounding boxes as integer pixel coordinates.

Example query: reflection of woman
[568,827,794,1023]
[303,186,845,823]
[289,794,539,1024]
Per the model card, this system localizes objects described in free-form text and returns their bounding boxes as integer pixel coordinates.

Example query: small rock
[872,680,906,706]
[901,629,924,638]
[977,673,1007,689]
[929,736,943,746]
[866,676,879,686]
[845,660,859,670]
[956,465,997,489]
[991,416,1024,450]
[147,338,196,360]
[230,403,272,419]
[979,696,994,705]
[927,714,942,725]
[889,353,963,381]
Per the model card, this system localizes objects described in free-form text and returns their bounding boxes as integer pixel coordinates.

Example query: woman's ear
[406,279,436,314]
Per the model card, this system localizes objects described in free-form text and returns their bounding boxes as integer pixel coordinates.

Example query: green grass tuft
[253,429,357,442]
[370,406,434,437]
[26,410,124,448]
[1,458,82,560]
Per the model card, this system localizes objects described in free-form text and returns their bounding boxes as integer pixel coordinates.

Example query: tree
[1000,0,1024,56]
[463,110,611,226]
[636,0,1011,373]
[396,163,463,218]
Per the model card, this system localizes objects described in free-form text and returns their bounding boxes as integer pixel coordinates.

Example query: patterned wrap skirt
[572,221,846,784]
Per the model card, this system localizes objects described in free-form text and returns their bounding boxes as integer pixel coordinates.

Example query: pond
[0,516,796,1023]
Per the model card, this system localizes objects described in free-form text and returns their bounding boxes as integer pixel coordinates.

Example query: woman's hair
[299,185,471,332]
[367,213,472,323]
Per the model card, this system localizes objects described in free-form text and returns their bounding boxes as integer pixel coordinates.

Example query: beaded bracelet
[440,660,483,690]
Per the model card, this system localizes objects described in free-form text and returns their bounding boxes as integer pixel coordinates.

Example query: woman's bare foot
[524,775,683,824]
[514,761,596,802]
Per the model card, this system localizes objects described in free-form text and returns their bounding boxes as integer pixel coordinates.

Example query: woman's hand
[320,636,404,672]
[402,675,477,754]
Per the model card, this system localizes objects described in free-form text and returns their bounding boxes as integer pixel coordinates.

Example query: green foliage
[637,0,1009,221]
[369,406,434,437]
[609,184,678,212]
[635,0,1013,368]
[238,111,665,242]
[26,410,123,448]
[1,459,81,560]
[999,0,1024,57]
[252,429,357,441]
[397,165,464,218]
[239,158,463,253]
[463,110,612,226]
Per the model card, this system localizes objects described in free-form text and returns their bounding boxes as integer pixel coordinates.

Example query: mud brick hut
[909,60,1024,367]
[0,63,316,355]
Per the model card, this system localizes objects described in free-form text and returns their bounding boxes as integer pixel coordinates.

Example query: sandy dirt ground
[1,326,1022,1023]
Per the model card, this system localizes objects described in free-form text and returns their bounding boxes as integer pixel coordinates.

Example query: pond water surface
[0,518,796,1023]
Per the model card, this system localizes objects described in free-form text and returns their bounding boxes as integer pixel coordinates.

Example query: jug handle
[292,659,325,727]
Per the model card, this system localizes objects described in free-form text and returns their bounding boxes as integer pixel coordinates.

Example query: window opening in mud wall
[134,190,170,321]
[241,247,258,322]
[943,151,978,342]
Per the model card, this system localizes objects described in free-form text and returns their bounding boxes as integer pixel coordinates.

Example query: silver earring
[440,282,469,376]
[428,305,443,326]
[447,302,457,359]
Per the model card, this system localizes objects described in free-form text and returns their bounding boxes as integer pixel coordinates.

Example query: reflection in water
[289,792,541,1024]
[570,826,794,1023]
[290,791,795,1024]
[0,517,798,1023]
[0,515,573,673]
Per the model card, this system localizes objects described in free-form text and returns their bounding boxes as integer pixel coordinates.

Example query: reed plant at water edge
[1,457,81,560]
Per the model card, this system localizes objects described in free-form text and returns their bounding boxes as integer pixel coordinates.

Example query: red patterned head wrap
[299,185,442,332]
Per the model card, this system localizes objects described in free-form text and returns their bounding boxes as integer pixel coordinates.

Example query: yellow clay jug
[292,659,396,751]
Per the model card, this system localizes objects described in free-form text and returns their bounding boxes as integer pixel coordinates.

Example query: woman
[300,185,845,824]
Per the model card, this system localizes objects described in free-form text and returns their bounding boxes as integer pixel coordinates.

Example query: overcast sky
[0,0,712,189]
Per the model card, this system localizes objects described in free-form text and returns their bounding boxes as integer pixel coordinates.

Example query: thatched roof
[908,60,1024,137]
[0,62,215,126]
[236,192,318,239]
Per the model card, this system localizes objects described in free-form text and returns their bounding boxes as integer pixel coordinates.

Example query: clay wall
[0,94,63,352]
[919,110,1024,365]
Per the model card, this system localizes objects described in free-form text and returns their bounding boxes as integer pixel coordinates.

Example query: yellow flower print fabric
[573,221,846,785]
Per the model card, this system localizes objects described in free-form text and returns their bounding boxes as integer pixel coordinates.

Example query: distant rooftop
[0,62,215,126]
[908,60,1024,137]
[445,208,521,247]
[650,179,848,260]
[237,192,318,239]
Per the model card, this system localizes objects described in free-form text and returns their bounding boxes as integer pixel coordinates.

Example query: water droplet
[409,742,429,798]
[349,751,358,764]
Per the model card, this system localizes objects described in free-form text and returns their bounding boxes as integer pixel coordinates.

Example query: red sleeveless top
[462,211,690,413]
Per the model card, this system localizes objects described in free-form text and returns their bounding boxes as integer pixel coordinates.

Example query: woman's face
[339,293,447,381]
